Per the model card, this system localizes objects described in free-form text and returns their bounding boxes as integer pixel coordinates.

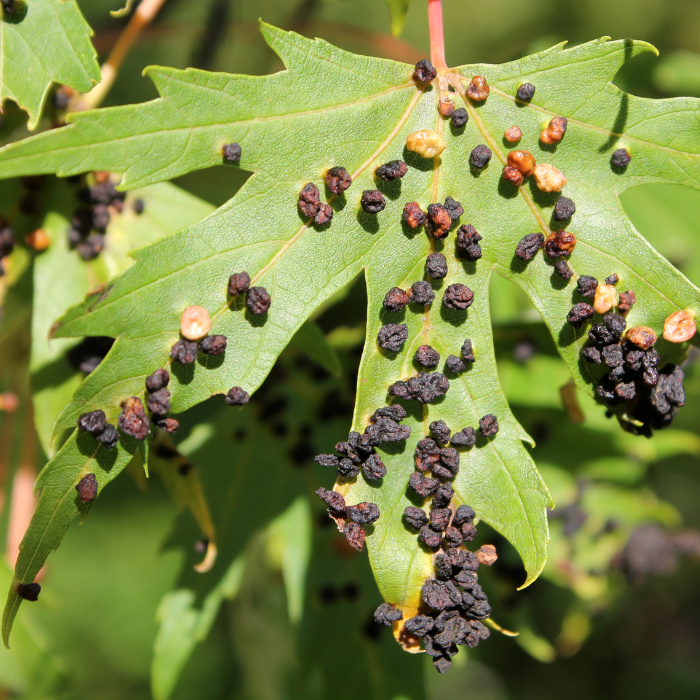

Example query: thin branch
[428,0,447,69]
[5,407,37,573]
[78,0,170,111]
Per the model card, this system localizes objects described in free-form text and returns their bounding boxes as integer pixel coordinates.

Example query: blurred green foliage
[1,0,700,698]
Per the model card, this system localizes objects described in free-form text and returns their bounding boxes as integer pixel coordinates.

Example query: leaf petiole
[428,0,447,69]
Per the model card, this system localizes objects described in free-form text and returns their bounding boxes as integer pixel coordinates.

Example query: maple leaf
[0,23,698,650]
[0,0,100,129]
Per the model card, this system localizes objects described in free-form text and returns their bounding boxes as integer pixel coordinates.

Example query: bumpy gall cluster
[77,409,119,449]
[540,117,568,144]
[398,491,497,672]
[76,473,98,503]
[65,173,127,261]
[298,183,334,225]
[222,143,242,164]
[325,166,352,194]
[413,60,437,84]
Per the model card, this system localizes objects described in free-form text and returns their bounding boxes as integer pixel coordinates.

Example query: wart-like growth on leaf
[0,17,699,675]
[406,130,446,158]
[75,473,99,503]
[222,143,242,164]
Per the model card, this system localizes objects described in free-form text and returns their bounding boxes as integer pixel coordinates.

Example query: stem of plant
[78,0,169,111]
[428,0,447,69]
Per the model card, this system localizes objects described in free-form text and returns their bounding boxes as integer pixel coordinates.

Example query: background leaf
[385,0,412,36]
[267,496,313,623]
[149,349,359,697]
[289,320,342,378]
[0,0,100,129]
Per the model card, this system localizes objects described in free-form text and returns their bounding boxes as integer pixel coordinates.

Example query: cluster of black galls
[378,196,476,398]
[170,269,271,404]
[375,502,492,673]
[76,369,175,448]
[171,332,228,365]
[580,311,685,436]
[404,414,498,528]
[77,408,121,449]
[76,368,173,447]
[67,178,136,261]
[227,269,271,316]
[170,329,249,409]
[314,404,411,550]
[73,265,263,454]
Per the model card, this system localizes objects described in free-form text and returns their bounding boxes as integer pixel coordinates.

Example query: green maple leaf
[1,23,699,648]
[0,0,100,129]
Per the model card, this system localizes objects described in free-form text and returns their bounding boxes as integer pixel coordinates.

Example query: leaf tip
[47,320,62,340]
[25,112,41,132]
[2,594,18,649]
[389,14,408,37]
[258,18,277,43]
[615,37,660,59]
[485,617,519,637]
[517,531,551,590]
[258,20,317,69]
[517,566,546,591]
[194,541,218,573]
[646,42,661,57]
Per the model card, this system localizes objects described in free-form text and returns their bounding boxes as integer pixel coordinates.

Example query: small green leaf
[151,558,245,700]
[385,0,411,36]
[266,496,312,623]
[150,376,322,697]
[0,0,100,129]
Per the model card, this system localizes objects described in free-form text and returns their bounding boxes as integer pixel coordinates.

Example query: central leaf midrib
[373,81,445,603]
